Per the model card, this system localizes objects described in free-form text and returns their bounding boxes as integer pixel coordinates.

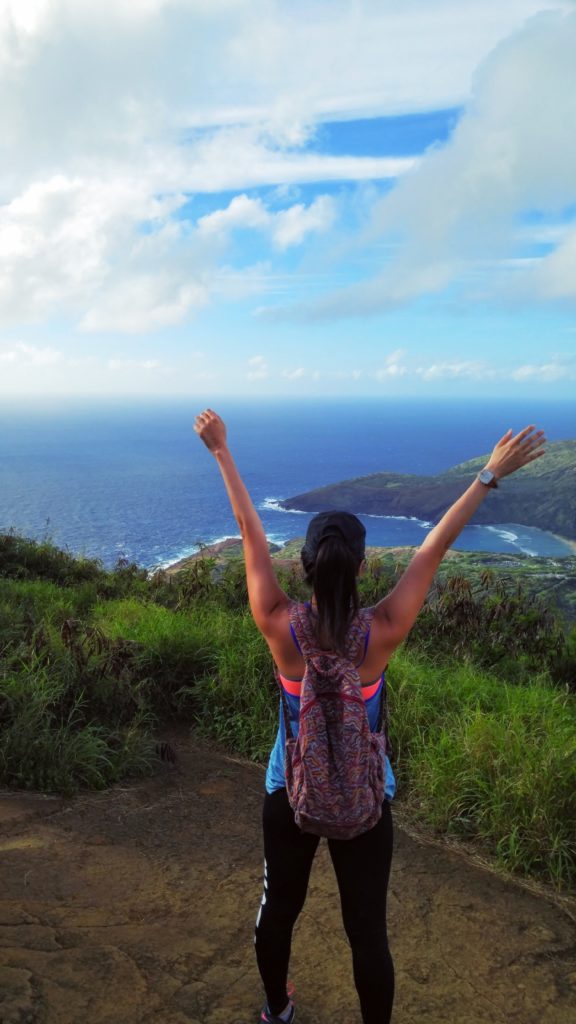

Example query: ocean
[0,397,574,568]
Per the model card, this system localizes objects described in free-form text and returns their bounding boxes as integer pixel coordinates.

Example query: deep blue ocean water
[0,397,574,568]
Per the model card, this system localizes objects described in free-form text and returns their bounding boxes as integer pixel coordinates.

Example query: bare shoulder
[256,595,294,647]
[258,598,305,677]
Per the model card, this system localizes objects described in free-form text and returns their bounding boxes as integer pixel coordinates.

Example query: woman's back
[272,599,386,684]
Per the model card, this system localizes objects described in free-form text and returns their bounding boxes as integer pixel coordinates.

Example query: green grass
[0,662,156,795]
[93,598,214,716]
[387,651,576,887]
[191,607,278,761]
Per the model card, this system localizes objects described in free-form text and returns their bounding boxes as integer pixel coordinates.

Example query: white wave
[260,497,308,514]
[485,526,519,544]
[484,524,540,556]
[152,530,292,572]
[152,535,241,571]
[364,513,432,528]
[264,500,432,528]
[266,533,292,547]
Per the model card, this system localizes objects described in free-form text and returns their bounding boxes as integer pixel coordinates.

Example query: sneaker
[260,1002,295,1024]
[260,983,295,1024]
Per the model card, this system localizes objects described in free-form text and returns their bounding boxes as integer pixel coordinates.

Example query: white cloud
[282,367,306,380]
[416,361,498,381]
[0,174,191,327]
[0,173,337,332]
[376,348,407,379]
[198,193,336,250]
[0,0,564,175]
[181,142,414,193]
[0,341,63,366]
[293,9,576,317]
[0,1,572,339]
[82,278,209,334]
[510,358,574,381]
[17,342,62,365]
[246,354,269,380]
[197,195,270,237]
[410,357,575,383]
[272,196,335,250]
[520,226,576,299]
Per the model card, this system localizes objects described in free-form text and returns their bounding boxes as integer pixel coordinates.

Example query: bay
[0,396,574,568]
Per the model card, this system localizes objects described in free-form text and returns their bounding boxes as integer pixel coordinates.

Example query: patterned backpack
[278,601,389,840]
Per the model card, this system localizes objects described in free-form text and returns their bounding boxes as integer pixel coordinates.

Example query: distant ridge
[280,439,576,541]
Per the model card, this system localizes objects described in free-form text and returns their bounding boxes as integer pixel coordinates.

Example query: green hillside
[1,533,575,889]
[281,439,576,540]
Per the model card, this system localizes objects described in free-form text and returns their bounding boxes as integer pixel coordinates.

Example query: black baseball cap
[301,511,366,574]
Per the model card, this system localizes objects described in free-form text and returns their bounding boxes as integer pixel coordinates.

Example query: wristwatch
[477,468,498,489]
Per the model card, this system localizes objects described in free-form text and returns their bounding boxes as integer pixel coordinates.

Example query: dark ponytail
[307,534,360,652]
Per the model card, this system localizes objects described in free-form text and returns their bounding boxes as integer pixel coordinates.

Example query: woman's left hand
[194,409,228,455]
[485,424,546,480]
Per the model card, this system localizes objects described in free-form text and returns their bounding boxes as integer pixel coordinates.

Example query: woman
[194,409,545,1024]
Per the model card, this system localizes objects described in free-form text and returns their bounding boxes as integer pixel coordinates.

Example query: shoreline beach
[161,531,576,576]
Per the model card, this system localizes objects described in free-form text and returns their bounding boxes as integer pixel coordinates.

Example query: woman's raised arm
[194,409,289,633]
[374,425,546,650]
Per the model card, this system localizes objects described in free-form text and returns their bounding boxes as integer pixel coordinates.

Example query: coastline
[161,537,282,575]
[161,537,245,575]
[549,532,576,556]
[159,530,576,576]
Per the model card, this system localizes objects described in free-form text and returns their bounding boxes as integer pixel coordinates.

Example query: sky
[0,0,575,399]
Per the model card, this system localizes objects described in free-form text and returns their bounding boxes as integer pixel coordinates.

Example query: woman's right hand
[485,425,546,481]
[194,409,228,455]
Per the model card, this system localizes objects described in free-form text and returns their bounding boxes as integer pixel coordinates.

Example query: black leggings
[255,788,394,1023]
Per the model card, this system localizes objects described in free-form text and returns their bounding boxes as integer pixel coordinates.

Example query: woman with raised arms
[194,409,545,1024]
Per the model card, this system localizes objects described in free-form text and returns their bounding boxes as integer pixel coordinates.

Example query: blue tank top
[265,671,396,799]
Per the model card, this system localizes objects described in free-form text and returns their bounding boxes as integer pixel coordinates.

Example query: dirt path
[1,732,575,1024]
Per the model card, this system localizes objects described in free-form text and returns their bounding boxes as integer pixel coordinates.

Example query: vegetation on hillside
[0,532,575,891]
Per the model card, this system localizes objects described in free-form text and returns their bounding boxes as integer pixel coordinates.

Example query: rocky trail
[1,732,575,1024]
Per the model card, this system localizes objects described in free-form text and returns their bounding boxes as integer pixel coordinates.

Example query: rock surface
[0,733,575,1024]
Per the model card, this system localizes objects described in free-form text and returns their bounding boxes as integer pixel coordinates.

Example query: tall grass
[0,663,156,795]
[388,650,576,887]
[191,607,278,760]
[93,598,214,716]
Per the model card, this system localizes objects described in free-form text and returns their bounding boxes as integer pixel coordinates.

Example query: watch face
[479,470,494,485]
